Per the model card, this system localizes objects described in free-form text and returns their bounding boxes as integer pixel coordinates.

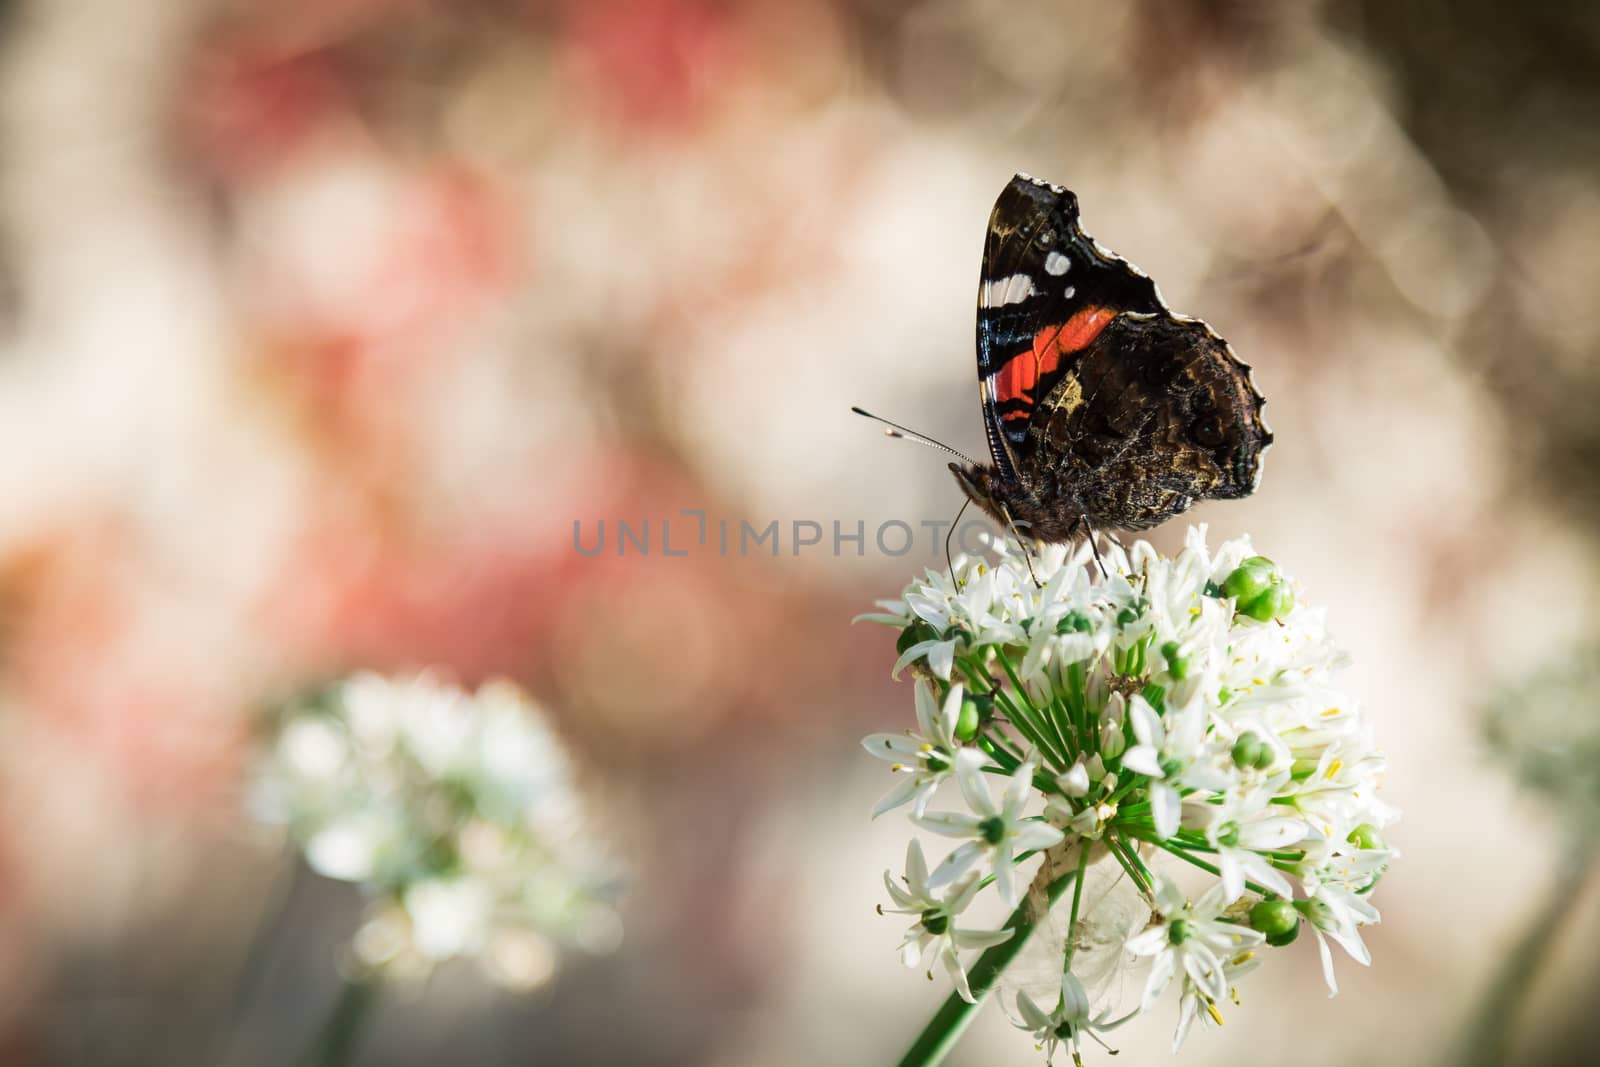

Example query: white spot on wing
[1064,285,1076,299]
[1044,251,1070,276]
[981,273,1036,308]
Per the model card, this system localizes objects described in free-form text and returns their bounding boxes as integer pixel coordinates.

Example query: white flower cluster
[252,673,620,989]
[862,527,1398,1058]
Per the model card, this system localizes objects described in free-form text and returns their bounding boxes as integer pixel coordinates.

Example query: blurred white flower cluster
[862,527,1398,1057]
[252,673,620,989]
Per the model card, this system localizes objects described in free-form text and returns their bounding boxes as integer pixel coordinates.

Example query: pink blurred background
[2,2,1599,1064]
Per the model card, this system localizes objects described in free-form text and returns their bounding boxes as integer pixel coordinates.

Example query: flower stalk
[894,868,1080,1067]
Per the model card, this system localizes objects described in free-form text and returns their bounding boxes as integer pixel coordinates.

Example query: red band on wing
[994,306,1116,419]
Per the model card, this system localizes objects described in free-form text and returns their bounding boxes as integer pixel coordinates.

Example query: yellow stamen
[1206,999,1225,1026]
[1325,759,1344,779]
[1321,707,1341,718]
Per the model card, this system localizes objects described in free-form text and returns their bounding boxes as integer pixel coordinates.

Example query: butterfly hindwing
[1027,313,1269,530]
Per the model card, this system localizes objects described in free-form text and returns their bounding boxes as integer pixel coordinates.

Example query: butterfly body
[954,174,1270,541]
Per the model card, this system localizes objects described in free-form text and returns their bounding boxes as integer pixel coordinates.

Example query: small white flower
[1172,945,1262,1050]
[1126,876,1264,1010]
[915,757,1065,907]
[1302,883,1379,995]
[881,841,1014,1003]
[252,673,619,987]
[1195,789,1307,902]
[1057,759,1091,798]
[1015,972,1133,1065]
[1120,694,1213,839]
[862,682,980,818]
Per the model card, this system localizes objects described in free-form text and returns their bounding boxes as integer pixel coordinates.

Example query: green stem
[1140,836,1276,898]
[894,867,1080,1067]
[300,974,382,1067]
[1106,832,1154,897]
[1060,846,1092,975]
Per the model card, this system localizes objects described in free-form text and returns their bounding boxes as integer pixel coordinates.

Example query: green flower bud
[1161,640,1190,680]
[1237,582,1295,622]
[979,816,1007,845]
[1251,744,1276,771]
[1347,823,1385,850]
[1249,898,1299,940]
[1116,605,1140,627]
[1231,732,1265,769]
[1221,557,1276,602]
[1168,918,1193,945]
[1222,557,1297,622]
[1266,923,1301,947]
[1216,821,1242,848]
[955,693,992,743]
[920,909,950,935]
[896,620,937,655]
[1057,611,1093,634]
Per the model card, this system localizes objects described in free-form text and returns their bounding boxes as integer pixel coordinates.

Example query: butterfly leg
[996,503,1042,587]
[944,498,971,589]
[1077,514,1109,580]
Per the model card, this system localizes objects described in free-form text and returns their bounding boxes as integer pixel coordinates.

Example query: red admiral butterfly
[862,174,1270,547]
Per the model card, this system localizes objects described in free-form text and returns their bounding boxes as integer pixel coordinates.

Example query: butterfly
[945,174,1271,544]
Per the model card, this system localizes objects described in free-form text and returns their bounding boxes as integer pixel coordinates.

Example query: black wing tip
[1006,173,1079,217]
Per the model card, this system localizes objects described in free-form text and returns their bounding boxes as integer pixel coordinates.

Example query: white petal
[1172,989,1200,1051]
[892,640,942,679]
[1002,760,1037,820]
[1121,745,1163,778]
[927,841,985,888]
[861,733,924,761]
[935,684,966,746]
[956,756,999,818]
[1125,927,1171,957]
[1129,695,1163,747]
[944,871,985,915]
[942,943,977,1003]
[1017,991,1052,1031]
[1219,852,1245,904]
[1240,816,1310,850]
[913,811,984,838]
[914,681,941,741]
[872,775,923,819]
[1237,851,1296,899]
[1012,821,1066,851]
[883,869,920,910]
[993,850,1017,907]
[1153,875,1186,917]
[1141,949,1176,1010]
[1060,973,1090,1022]
[954,926,1014,950]
[928,640,957,682]
[1058,760,1090,798]
[1314,928,1340,996]
[909,780,939,819]
[1152,784,1181,839]
[1181,943,1226,1002]
[905,839,931,896]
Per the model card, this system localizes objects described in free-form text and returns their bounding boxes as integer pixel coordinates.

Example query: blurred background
[2,0,1599,1064]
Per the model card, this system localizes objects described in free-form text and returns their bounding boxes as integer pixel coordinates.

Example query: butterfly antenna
[851,407,978,467]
